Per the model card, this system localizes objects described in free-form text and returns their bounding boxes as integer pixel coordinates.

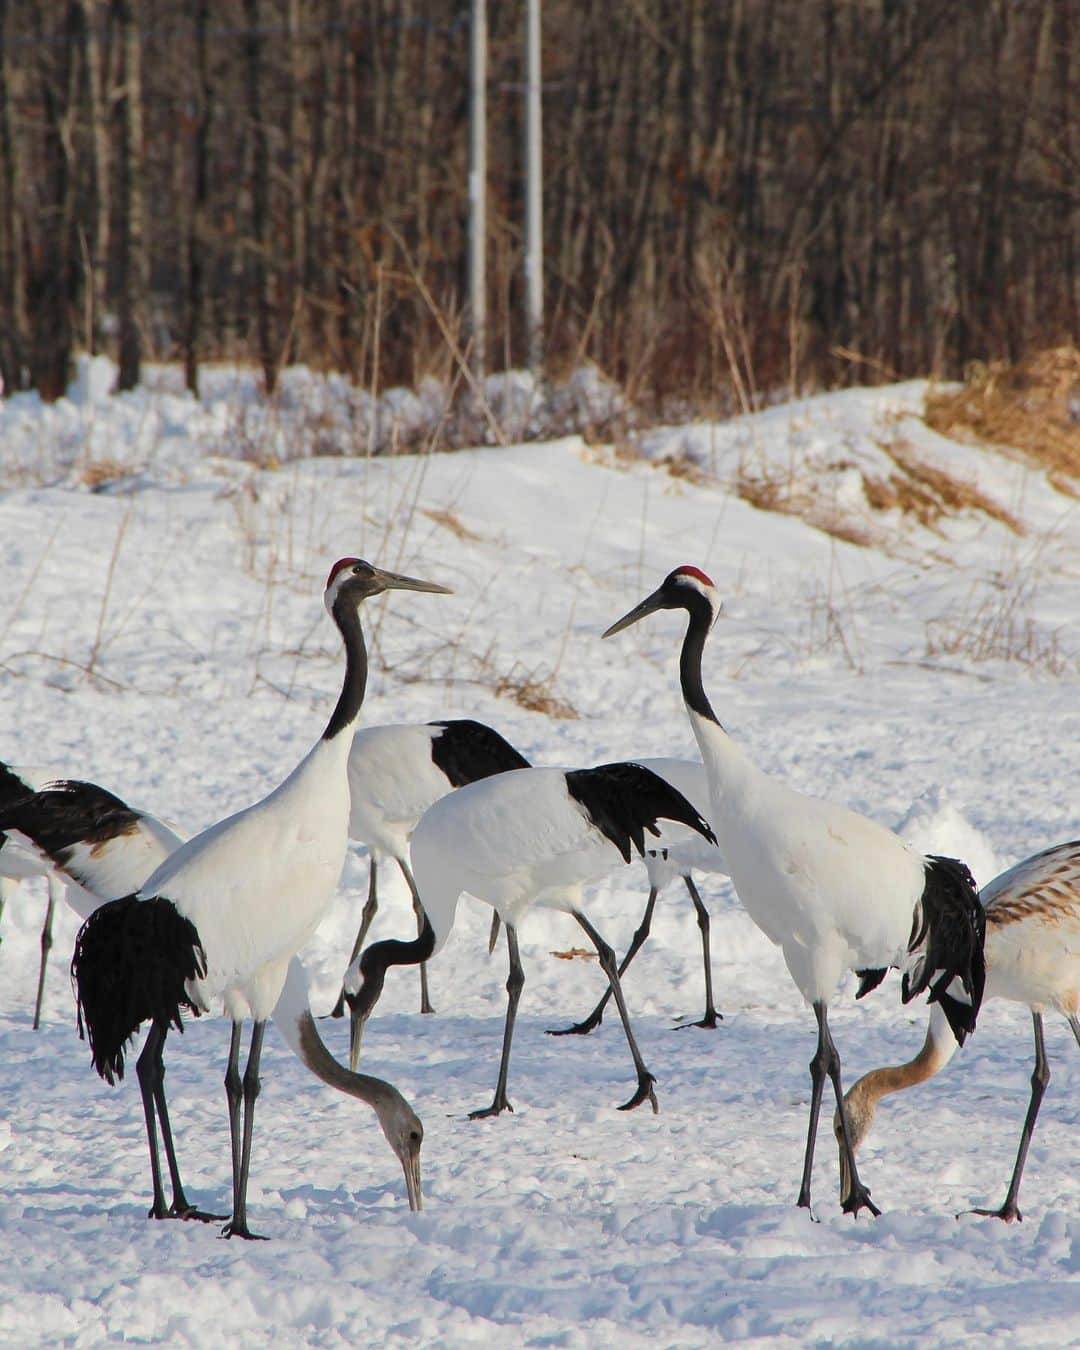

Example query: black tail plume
[565,762,717,864]
[902,855,986,1045]
[71,896,206,1084]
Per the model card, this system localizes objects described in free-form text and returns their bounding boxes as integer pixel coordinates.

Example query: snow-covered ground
[0,366,1077,1346]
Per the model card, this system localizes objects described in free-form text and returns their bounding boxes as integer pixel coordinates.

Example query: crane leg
[487,909,501,955]
[470,924,524,1119]
[223,1020,268,1240]
[548,887,659,1037]
[399,857,436,1015]
[135,1020,221,1222]
[32,878,58,1030]
[798,1000,879,1218]
[331,855,380,1018]
[970,1011,1049,1223]
[136,1021,172,1219]
[574,910,658,1113]
[676,875,722,1029]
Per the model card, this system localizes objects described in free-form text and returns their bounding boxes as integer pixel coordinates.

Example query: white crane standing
[836,838,1080,1221]
[344,760,716,1117]
[548,756,728,1035]
[335,718,530,1016]
[1,772,424,1215]
[70,558,448,1238]
[602,565,986,1217]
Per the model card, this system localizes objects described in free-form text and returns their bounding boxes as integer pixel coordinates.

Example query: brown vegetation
[0,2,1075,413]
[925,346,1080,482]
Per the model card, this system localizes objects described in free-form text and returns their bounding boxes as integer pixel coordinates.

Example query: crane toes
[617,1073,659,1114]
[220,1220,269,1241]
[546,1015,603,1037]
[468,1098,514,1121]
[966,1204,1022,1223]
[166,1198,228,1222]
[673,1011,723,1030]
[841,1183,881,1219]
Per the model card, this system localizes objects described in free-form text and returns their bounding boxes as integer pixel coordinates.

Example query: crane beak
[371,566,453,596]
[403,1150,424,1213]
[348,1003,366,1072]
[602,586,666,638]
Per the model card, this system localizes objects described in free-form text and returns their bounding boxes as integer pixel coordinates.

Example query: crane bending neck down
[70,559,448,1237]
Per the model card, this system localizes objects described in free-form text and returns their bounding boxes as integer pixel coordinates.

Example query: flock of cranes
[0,560,1076,1239]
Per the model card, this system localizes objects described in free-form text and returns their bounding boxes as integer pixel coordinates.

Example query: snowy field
[0,365,1078,1346]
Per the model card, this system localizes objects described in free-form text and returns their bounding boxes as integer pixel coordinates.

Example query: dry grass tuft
[734,466,876,549]
[925,345,1080,479]
[877,437,1023,532]
[419,506,481,542]
[493,664,580,719]
[78,457,131,491]
[925,572,1072,674]
[550,948,597,962]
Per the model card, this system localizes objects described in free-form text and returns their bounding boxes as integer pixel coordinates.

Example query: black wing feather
[428,719,531,787]
[0,778,143,865]
[565,761,717,864]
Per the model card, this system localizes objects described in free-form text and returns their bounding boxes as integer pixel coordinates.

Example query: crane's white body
[408,765,642,945]
[687,708,927,1001]
[976,842,1080,1013]
[348,723,457,860]
[143,737,352,1022]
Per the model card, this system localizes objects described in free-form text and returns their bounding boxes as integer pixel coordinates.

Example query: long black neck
[348,918,436,1020]
[324,595,369,741]
[680,592,721,726]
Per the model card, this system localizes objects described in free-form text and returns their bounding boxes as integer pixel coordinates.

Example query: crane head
[324,558,452,616]
[603,566,720,637]
[372,1089,424,1213]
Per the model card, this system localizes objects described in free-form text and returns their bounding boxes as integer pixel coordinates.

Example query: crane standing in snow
[0,773,425,1215]
[70,558,448,1238]
[602,565,986,1216]
[344,760,716,1117]
[335,718,530,1017]
[835,839,1080,1221]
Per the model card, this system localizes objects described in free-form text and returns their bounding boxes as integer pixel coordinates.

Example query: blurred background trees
[0,0,1075,409]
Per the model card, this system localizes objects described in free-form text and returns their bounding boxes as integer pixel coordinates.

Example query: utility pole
[468,0,487,377]
[524,0,543,372]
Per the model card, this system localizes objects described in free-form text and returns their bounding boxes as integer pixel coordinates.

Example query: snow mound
[894,787,1000,889]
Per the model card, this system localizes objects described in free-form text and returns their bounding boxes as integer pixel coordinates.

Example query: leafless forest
[0,1,1075,410]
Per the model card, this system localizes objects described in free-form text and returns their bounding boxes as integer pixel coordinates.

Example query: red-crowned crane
[548,756,728,1035]
[602,565,986,1217]
[344,760,716,1117]
[70,558,448,1238]
[335,718,530,1016]
[0,761,98,1029]
[1,773,424,1214]
[836,839,1080,1221]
